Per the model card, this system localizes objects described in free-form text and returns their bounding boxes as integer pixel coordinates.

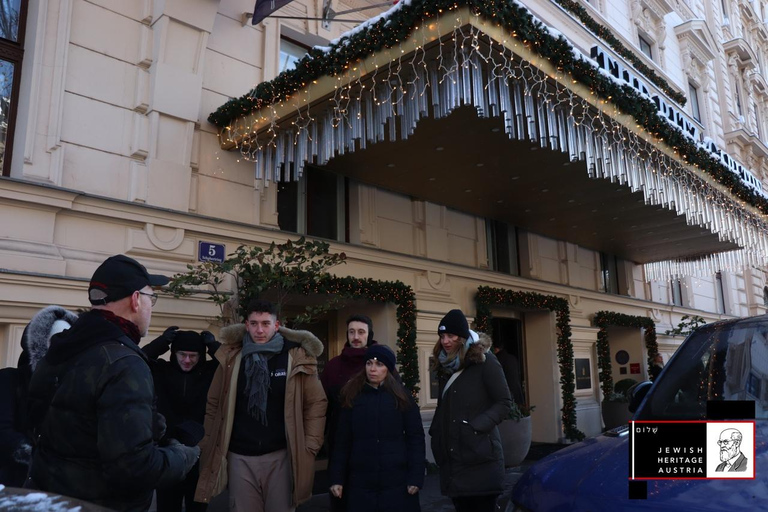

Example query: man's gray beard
[720,446,737,462]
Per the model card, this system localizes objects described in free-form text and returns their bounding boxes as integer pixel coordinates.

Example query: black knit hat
[438,309,470,339]
[171,331,205,355]
[89,255,169,305]
[366,344,397,374]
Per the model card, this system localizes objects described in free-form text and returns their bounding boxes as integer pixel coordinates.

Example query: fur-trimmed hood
[464,332,493,365]
[218,323,324,358]
[21,306,79,372]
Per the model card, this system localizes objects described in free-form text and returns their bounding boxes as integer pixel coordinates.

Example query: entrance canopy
[211,2,768,281]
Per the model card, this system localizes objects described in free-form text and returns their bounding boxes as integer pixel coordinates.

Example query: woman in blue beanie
[429,309,512,512]
[329,344,425,512]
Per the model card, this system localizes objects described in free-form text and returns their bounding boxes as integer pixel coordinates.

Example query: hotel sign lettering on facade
[590,46,766,199]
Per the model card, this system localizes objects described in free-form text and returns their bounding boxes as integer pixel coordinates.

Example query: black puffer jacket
[142,334,219,436]
[429,333,512,497]
[27,310,191,511]
[0,306,78,487]
[330,384,425,512]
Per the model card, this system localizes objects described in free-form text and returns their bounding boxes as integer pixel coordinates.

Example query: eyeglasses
[138,291,158,307]
[717,439,736,446]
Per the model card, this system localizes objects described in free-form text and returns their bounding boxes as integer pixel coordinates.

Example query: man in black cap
[142,328,220,512]
[27,255,200,512]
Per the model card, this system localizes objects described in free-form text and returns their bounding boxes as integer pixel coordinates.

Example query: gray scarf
[437,336,476,375]
[241,331,285,425]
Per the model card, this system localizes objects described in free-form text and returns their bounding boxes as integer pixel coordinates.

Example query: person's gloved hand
[167,439,201,475]
[155,326,179,347]
[201,331,216,348]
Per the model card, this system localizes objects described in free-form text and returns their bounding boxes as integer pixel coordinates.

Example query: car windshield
[646,319,768,420]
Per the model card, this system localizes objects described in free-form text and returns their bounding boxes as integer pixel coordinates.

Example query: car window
[646,320,768,420]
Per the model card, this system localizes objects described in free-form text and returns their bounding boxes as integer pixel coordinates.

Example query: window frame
[0,0,28,177]
[638,34,654,61]
[278,36,309,74]
[689,82,702,123]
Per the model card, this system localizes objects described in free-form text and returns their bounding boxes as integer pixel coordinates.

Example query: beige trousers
[227,449,294,512]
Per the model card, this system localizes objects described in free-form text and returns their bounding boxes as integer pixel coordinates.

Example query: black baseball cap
[88,255,169,305]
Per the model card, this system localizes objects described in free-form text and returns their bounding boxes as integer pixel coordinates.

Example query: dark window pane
[0,0,21,43]
[0,58,14,172]
[306,167,338,240]
[600,253,619,294]
[277,179,298,233]
[487,220,519,276]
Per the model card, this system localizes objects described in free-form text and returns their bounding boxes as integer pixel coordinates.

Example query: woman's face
[366,359,388,386]
[439,333,461,353]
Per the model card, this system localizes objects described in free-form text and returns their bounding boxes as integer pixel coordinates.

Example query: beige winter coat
[194,324,327,506]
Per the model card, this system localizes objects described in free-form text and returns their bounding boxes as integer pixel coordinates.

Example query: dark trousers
[452,495,498,512]
[156,462,207,512]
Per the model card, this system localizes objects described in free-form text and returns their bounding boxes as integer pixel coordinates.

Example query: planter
[601,401,633,430]
[498,416,532,467]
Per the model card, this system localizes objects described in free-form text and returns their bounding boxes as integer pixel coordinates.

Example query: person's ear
[130,291,141,312]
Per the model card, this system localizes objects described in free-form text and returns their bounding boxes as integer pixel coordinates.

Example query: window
[277,165,347,241]
[734,81,744,116]
[486,220,519,276]
[715,272,726,314]
[689,83,701,123]
[600,252,620,294]
[671,279,684,306]
[279,37,308,74]
[754,101,762,138]
[638,35,653,60]
[763,285,768,307]
[644,319,768,420]
[0,0,27,176]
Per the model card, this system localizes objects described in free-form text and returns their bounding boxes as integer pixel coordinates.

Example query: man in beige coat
[194,300,327,511]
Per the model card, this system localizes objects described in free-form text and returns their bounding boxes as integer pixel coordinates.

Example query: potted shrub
[601,378,636,430]
[498,402,535,467]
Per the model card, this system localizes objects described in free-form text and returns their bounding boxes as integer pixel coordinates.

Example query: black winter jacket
[0,306,78,487]
[142,335,219,436]
[429,333,512,497]
[330,384,425,512]
[27,310,191,512]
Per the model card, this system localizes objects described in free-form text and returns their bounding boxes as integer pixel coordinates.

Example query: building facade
[2,0,768,443]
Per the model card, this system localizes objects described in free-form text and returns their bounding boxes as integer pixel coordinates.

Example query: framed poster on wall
[575,358,592,390]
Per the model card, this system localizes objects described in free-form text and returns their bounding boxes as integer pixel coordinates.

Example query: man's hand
[167,439,201,475]
[201,331,216,347]
[156,326,179,347]
[330,485,343,498]
[407,485,419,495]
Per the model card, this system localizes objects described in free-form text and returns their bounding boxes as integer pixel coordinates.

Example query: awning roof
[213,2,768,279]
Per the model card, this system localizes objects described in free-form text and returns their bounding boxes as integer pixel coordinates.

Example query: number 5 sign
[198,241,225,263]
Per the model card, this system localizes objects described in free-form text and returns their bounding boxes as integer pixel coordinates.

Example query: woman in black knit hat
[328,345,425,512]
[429,309,512,512]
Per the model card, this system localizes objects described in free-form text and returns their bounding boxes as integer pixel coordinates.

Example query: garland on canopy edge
[209,0,768,215]
[475,285,584,441]
[593,311,659,397]
[303,275,419,394]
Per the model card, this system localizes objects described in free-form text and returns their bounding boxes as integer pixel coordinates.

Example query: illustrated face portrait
[347,321,369,348]
[246,311,280,343]
[176,350,200,372]
[718,429,742,462]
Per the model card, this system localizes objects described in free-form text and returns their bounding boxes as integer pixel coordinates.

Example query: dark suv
[511,315,768,511]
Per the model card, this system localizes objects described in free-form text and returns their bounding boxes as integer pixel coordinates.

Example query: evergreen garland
[593,311,659,396]
[475,285,585,441]
[209,0,768,214]
[304,275,420,394]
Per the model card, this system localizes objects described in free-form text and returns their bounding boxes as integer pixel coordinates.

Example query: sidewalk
[159,443,563,512]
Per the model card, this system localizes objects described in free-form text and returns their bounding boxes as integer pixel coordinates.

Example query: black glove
[167,439,201,476]
[156,326,179,346]
[201,331,216,347]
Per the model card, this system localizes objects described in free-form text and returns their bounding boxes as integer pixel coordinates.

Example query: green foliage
[508,402,536,421]
[664,315,706,337]
[593,311,658,397]
[475,286,584,441]
[604,378,637,403]
[167,236,346,325]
